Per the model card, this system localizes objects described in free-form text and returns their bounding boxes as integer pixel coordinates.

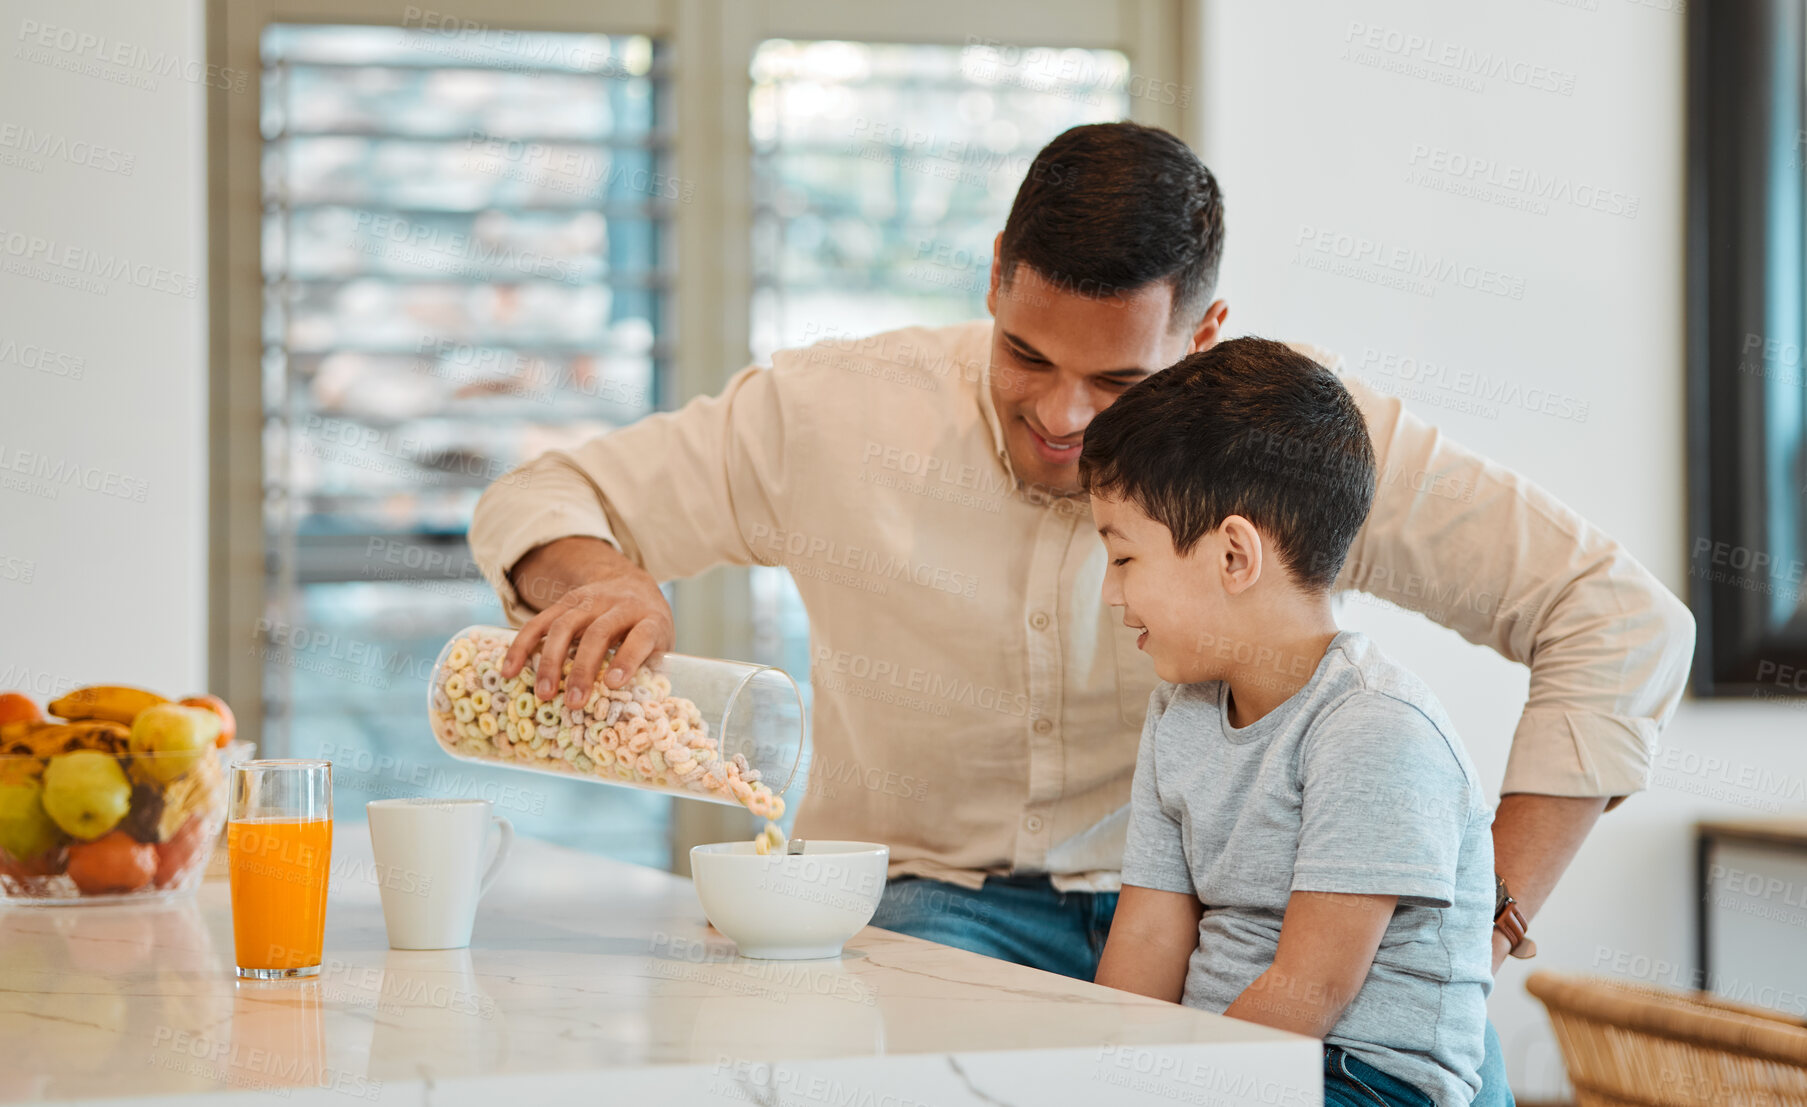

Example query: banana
[49,685,168,726]
[155,753,222,840]
[6,720,131,757]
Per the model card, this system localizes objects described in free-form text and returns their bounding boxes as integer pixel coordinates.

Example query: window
[745,38,1132,744]
[216,1,1182,870]
[256,23,670,864]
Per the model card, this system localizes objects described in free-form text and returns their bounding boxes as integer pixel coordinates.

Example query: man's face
[986,253,1220,496]
[1092,491,1226,685]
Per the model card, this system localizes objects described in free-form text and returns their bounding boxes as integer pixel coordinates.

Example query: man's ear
[986,231,1004,317]
[1188,299,1230,353]
[1217,514,1263,594]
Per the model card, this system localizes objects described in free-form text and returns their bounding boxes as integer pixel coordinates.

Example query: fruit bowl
[0,740,251,905]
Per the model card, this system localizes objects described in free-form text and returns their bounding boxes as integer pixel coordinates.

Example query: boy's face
[1092,492,1229,684]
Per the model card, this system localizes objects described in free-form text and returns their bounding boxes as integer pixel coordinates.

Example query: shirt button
[1033,718,1053,735]
[1025,815,1044,832]
[1029,611,1050,631]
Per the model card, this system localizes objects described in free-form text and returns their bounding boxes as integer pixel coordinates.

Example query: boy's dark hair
[999,122,1224,326]
[1078,338,1376,592]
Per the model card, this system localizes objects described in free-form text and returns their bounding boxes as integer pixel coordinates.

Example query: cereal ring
[769,796,786,819]
[634,753,657,778]
[537,723,557,740]
[514,718,535,742]
[597,748,617,770]
[512,692,536,718]
[481,669,502,692]
[445,674,467,699]
[446,644,473,670]
[469,689,491,713]
[453,699,476,723]
[536,703,561,727]
[628,731,652,755]
[586,721,608,745]
[431,687,452,714]
[478,712,499,736]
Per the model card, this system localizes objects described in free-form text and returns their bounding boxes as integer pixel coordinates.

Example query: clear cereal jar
[426,626,804,816]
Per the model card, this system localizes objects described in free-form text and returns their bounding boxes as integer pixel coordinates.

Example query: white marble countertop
[1,827,1321,1106]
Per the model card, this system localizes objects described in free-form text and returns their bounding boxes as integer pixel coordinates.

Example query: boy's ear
[1217,515,1263,594]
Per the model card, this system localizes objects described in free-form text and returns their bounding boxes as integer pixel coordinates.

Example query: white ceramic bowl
[689,840,888,960]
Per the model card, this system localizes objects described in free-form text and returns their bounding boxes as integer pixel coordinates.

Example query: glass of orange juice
[227,760,332,979]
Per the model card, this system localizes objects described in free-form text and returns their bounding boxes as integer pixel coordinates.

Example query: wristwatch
[1494,874,1537,959]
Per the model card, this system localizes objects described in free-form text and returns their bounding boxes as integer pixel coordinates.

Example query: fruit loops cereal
[429,631,786,820]
[752,822,786,856]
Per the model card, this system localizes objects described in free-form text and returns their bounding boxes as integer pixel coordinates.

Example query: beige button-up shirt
[469,321,1695,891]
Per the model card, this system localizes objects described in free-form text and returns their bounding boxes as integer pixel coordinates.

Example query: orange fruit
[178,694,237,748]
[0,692,42,726]
[66,830,157,894]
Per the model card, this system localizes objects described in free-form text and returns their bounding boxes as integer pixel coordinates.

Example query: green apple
[0,779,61,861]
[41,751,132,840]
[128,705,220,784]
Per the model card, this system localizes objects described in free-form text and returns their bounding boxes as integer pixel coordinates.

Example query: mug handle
[477,814,514,900]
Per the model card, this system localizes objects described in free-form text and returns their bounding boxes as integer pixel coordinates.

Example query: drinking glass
[227,760,333,979]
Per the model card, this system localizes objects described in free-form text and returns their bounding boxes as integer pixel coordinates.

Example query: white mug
[366,798,513,950]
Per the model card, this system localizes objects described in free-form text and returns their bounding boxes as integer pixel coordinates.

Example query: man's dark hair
[999,122,1225,326]
[1078,338,1376,592]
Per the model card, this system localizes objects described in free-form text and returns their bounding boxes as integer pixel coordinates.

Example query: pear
[0,778,62,861]
[128,705,220,784]
[41,751,132,840]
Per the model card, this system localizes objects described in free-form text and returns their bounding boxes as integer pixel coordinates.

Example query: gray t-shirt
[1122,630,1493,1107]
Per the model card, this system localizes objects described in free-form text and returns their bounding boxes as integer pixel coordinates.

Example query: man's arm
[1335,371,1695,802]
[469,364,793,702]
[1095,885,1204,1002]
[1222,892,1396,1038]
[1330,371,1696,965]
[1489,793,1607,971]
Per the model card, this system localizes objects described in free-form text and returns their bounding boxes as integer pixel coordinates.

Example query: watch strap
[1494,897,1537,959]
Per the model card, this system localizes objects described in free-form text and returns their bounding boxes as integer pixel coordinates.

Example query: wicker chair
[1527,970,1807,1106]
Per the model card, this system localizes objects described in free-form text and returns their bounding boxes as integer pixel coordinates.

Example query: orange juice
[227,818,332,972]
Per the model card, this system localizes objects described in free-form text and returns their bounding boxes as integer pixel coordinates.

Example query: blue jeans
[1325,1046,1432,1106]
[871,876,1515,1105]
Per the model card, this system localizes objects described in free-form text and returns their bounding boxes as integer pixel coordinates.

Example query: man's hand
[502,537,675,706]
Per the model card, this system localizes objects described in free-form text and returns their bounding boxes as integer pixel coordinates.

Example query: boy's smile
[1091,491,1229,685]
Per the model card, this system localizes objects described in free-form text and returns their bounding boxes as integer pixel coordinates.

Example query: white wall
[1196,0,1798,1098]
[0,0,207,699]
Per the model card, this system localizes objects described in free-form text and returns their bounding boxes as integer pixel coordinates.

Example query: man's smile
[1025,420,1083,464]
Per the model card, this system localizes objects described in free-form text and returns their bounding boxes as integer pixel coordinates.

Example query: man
[470,123,1694,1104]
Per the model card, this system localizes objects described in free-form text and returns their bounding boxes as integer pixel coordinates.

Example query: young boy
[1085,338,1494,1107]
